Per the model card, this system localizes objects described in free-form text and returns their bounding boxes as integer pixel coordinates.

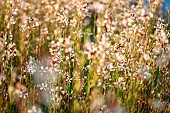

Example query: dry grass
[0,0,170,112]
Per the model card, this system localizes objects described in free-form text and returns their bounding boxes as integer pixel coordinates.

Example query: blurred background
[164,0,170,8]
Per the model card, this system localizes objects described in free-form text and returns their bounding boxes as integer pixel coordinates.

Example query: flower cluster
[0,0,170,113]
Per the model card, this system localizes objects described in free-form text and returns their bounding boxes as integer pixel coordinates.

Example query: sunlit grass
[0,0,170,113]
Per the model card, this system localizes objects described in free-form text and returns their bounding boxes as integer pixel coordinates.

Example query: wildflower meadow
[0,0,170,113]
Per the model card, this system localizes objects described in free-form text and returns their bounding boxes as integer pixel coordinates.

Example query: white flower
[27,105,43,113]
[40,83,47,90]
[137,67,152,80]
[115,52,125,63]
[143,54,150,61]
[93,2,105,13]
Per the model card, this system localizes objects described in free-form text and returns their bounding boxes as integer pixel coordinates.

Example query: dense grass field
[0,0,170,113]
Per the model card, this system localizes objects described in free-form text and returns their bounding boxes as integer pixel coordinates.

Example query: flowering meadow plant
[0,0,170,112]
